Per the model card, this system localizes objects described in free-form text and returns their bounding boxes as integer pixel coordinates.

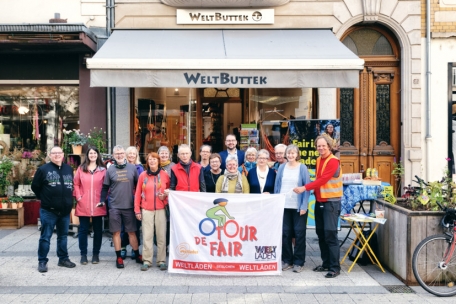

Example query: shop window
[0,86,79,157]
[134,88,196,162]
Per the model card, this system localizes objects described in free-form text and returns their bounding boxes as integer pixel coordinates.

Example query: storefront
[0,24,106,157]
[86,0,421,187]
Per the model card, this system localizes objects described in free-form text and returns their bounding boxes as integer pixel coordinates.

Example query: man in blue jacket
[219,134,245,172]
[32,146,76,273]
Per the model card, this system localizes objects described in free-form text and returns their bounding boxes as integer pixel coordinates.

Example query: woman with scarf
[238,147,257,177]
[216,155,250,193]
[158,146,175,177]
[134,152,170,271]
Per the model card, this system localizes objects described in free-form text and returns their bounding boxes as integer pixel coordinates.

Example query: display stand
[0,207,24,228]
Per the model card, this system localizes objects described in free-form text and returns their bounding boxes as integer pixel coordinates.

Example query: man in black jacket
[32,146,76,273]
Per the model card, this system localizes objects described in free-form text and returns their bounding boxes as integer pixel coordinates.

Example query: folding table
[340,215,387,273]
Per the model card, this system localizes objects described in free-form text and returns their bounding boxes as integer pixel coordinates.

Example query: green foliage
[87,127,107,154]
[8,195,23,203]
[0,157,14,196]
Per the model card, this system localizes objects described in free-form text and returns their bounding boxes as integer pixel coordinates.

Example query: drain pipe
[425,0,432,181]
[106,0,116,152]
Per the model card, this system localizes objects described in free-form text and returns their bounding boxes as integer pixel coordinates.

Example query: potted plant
[8,195,24,209]
[87,127,107,154]
[391,157,404,198]
[63,129,87,155]
[375,158,454,284]
[0,156,14,197]
[0,197,8,209]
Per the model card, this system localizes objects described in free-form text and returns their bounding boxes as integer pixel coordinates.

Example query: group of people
[32,133,342,279]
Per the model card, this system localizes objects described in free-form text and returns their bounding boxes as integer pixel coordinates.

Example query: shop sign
[176,9,274,24]
[184,72,267,86]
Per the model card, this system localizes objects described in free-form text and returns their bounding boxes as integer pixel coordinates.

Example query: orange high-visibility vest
[316,154,343,198]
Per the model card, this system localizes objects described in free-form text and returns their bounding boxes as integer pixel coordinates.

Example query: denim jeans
[315,200,341,273]
[78,216,103,256]
[282,208,308,267]
[38,208,70,263]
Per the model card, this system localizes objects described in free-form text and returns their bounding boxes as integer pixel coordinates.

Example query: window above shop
[342,28,393,56]
[160,0,289,7]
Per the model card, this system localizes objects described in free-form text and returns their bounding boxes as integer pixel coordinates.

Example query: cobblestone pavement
[0,226,454,303]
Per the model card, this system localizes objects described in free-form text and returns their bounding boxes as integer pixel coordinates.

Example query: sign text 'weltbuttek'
[176,9,274,24]
[184,72,267,85]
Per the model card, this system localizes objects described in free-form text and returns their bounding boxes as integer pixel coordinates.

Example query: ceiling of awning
[87,29,364,88]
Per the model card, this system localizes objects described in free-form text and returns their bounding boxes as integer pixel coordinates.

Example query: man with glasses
[219,134,245,172]
[170,144,206,192]
[32,146,76,273]
[198,144,212,171]
[272,144,287,171]
[99,145,141,268]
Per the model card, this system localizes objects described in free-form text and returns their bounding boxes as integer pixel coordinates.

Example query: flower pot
[10,203,17,209]
[17,202,23,208]
[1,202,7,209]
[72,145,82,155]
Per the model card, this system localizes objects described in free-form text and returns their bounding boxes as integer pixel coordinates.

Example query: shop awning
[87,29,364,88]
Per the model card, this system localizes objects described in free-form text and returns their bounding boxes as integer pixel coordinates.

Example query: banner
[168,191,285,276]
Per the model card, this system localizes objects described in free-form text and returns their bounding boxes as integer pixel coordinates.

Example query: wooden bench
[0,207,24,228]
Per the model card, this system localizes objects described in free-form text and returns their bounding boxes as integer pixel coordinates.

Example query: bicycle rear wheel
[412,234,456,297]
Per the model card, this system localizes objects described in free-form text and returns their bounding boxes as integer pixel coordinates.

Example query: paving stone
[173,293,192,304]
[118,293,141,303]
[155,293,175,303]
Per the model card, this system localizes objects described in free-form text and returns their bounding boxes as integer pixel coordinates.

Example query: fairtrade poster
[168,191,285,276]
[262,119,341,228]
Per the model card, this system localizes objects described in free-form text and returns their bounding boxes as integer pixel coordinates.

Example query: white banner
[168,191,285,276]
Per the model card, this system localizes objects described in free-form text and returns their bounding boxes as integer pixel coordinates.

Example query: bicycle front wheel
[412,234,456,297]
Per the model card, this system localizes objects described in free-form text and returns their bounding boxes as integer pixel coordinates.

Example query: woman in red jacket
[135,152,170,271]
[73,147,107,265]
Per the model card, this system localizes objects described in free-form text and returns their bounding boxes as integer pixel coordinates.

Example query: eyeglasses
[210,160,220,164]
[226,140,236,142]
[50,152,63,155]
[257,157,268,161]
[275,152,284,155]
[114,152,125,156]
[201,151,211,153]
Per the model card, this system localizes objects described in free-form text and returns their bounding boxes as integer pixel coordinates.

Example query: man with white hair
[170,144,206,192]
[272,143,287,171]
[99,145,141,269]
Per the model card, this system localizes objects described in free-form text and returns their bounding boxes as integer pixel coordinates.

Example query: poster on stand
[168,191,285,276]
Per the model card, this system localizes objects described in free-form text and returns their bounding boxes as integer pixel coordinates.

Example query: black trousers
[282,209,308,267]
[315,200,341,272]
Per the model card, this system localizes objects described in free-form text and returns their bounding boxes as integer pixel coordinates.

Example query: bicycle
[412,176,456,297]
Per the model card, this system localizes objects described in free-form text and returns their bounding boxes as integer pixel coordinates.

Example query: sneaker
[58,259,76,268]
[159,263,168,271]
[131,249,136,260]
[116,257,124,269]
[135,255,143,264]
[293,265,304,273]
[80,255,88,265]
[120,248,127,260]
[92,255,99,264]
[282,263,293,271]
[141,263,150,271]
[38,262,48,273]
